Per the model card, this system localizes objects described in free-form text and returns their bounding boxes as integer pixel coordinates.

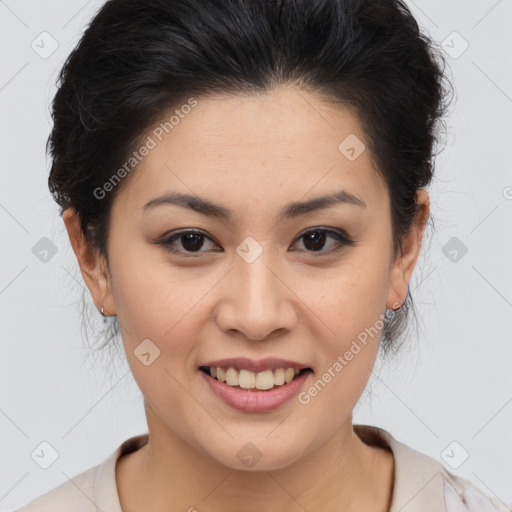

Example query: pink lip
[199,368,312,413]
[201,357,309,372]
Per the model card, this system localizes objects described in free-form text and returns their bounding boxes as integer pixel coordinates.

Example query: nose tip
[219,298,294,342]
[214,259,297,341]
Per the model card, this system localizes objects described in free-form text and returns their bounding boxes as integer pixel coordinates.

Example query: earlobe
[62,208,115,316]
[386,189,430,309]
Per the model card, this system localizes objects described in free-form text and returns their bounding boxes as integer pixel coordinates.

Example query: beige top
[15,424,511,512]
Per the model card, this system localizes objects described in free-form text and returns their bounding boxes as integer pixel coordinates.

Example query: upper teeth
[209,367,301,390]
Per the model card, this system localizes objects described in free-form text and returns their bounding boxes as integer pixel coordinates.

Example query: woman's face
[68,86,428,470]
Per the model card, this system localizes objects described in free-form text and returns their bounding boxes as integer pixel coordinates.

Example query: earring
[100,306,107,317]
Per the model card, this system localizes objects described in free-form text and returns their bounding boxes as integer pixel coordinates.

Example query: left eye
[293,228,354,254]
[157,228,354,257]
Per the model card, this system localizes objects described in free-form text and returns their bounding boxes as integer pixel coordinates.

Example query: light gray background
[1,0,511,510]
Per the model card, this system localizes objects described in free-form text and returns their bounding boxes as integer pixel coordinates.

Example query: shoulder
[354,424,511,512]
[13,434,149,512]
[441,471,512,512]
[14,465,98,512]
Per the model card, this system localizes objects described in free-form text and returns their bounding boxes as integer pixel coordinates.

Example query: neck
[116,408,394,512]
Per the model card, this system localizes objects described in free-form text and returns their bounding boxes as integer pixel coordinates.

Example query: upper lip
[200,357,311,373]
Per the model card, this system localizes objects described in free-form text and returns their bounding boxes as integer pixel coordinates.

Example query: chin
[198,434,309,472]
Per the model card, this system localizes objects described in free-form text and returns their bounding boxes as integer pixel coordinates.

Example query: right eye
[156,229,221,257]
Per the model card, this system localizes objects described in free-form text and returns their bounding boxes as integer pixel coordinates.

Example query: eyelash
[156,227,355,258]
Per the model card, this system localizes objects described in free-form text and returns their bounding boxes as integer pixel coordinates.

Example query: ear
[386,188,430,310]
[62,208,116,316]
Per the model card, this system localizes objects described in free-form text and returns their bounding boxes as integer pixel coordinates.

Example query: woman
[16,0,511,511]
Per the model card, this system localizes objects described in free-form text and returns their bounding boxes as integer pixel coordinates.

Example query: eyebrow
[143,190,367,221]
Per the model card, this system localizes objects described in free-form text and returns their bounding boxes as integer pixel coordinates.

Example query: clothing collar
[94,433,148,512]
[354,424,447,511]
[94,424,447,512]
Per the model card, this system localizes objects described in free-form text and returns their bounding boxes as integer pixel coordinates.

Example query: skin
[63,85,429,511]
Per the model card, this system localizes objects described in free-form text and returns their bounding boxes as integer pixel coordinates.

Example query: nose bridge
[236,237,283,310]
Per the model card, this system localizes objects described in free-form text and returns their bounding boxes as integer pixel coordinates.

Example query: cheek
[108,247,221,406]
[310,251,391,335]
[293,293,386,441]
[110,257,205,417]
[302,247,391,386]
[109,241,200,337]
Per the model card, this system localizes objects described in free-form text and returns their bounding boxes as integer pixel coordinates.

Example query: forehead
[113,86,387,217]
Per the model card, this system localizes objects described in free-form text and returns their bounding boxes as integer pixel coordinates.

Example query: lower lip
[199,370,312,413]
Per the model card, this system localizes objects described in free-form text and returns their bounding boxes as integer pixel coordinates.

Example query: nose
[215,251,298,341]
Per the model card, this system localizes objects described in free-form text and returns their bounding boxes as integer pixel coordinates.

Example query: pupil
[304,231,326,251]
[182,233,203,251]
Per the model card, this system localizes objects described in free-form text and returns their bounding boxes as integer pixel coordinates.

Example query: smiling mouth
[199,366,312,391]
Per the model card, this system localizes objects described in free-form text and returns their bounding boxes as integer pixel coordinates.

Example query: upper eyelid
[162,226,348,240]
